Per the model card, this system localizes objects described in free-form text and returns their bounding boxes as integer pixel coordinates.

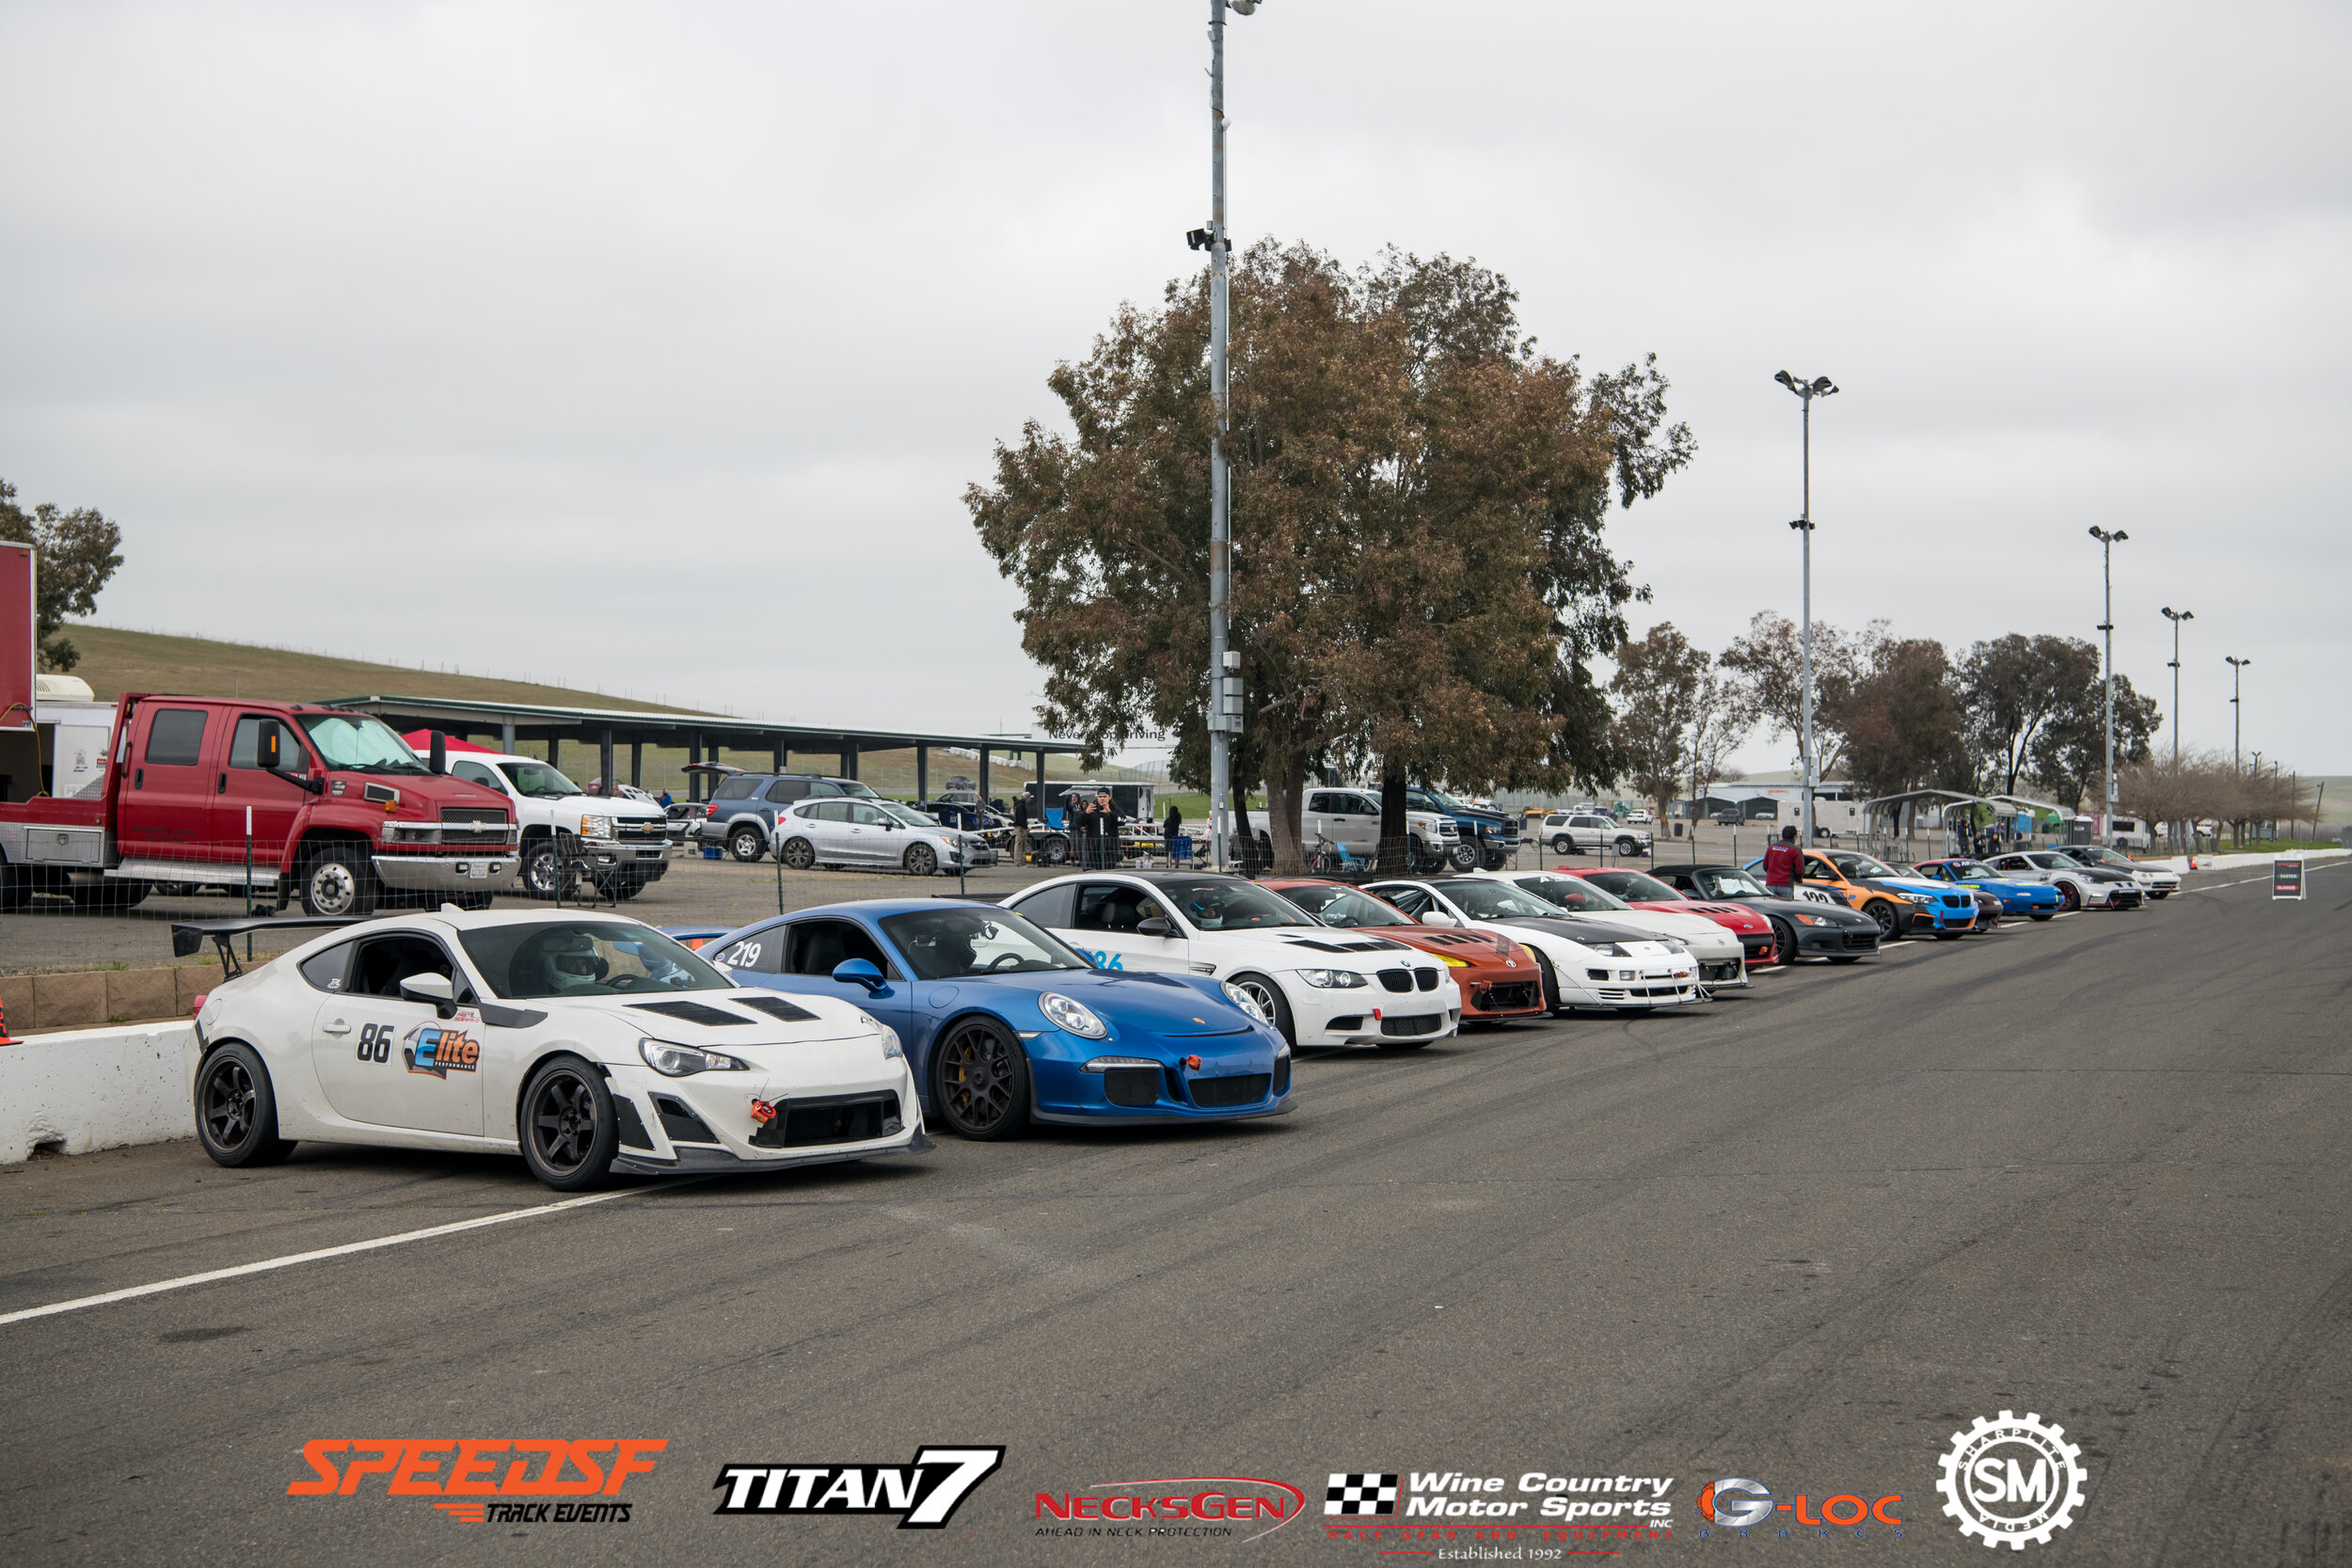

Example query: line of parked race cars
[182,836,2178,1193]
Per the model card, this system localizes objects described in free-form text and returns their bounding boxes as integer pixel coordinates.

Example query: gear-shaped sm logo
[1936,1410,2087,1548]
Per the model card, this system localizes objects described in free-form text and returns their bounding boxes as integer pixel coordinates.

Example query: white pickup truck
[446,750,672,900]
[1302,787,1466,871]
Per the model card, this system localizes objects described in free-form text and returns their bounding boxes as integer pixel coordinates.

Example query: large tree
[1609,623,1707,817]
[0,479,124,673]
[1717,610,1883,780]
[968,242,1692,872]
[1832,637,1970,822]
[1956,633,2102,799]
[2031,672,2159,811]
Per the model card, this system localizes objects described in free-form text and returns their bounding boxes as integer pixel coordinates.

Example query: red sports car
[1546,866,1781,968]
[1261,879,1548,1022]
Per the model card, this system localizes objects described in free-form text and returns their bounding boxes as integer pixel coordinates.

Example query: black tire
[1448,842,1480,871]
[299,845,378,917]
[2149,890,2170,901]
[1865,898,1901,940]
[930,1017,1030,1139]
[518,837,564,901]
[0,858,26,912]
[1225,971,1295,1048]
[779,836,816,870]
[2056,880,2081,912]
[1616,837,1644,857]
[68,876,149,911]
[2028,910,2057,922]
[1769,916,1798,966]
[1037,834,1070,866]
[728,824,767,863]
[517,1056,617,1192]
[612,879,643,900]
[1827,954,1864,964]
[1529,948,1571,1015]
[903,843,938,877]
[195,1043,297,1167]
[1480,847,1511,871]
[1550,835,1572,856]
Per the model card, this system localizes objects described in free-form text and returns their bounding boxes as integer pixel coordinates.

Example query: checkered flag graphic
[1326,1473,1400,1516]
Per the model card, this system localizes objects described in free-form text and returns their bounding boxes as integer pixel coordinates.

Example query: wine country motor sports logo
[289,1439,665,1524]
[1935,1411,2087,1549]
[1326,1474,1400,1516]
[1033,1475,1306,1542]
[1321,1470,1675,1551]
[714,1446,1004,1529]
[1692,1477,1904,1536]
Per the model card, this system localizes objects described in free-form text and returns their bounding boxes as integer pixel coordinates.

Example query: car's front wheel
[300,845,379,917]
[195,1043,297,1167]
[1770,917,1798,965]
[1225,971,1295,1048]
[931,1018,1029,1139]
[1866,898,1901,940]
[1448,842,1480,871]
[2056,880,2081,912]
[1549,835,1572,856]
[1616,837,1644,857]
[728,825,767,863]
[518,1056,617,1191]
[903,843,938,877]
[1528,948,1572,1015]
[1037,834,1070,866]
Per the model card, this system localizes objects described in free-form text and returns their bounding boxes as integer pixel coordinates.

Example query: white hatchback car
[188,909,927,1190]
[1363,877,1700,1014]
[772,798,996,877]
[1003,871,1460,1050]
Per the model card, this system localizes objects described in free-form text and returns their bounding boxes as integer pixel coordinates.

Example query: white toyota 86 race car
[1363,878,1702,1014]
[188,908,929,1191]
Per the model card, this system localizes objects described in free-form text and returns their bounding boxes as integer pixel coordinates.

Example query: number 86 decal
[355,1022,393,1063]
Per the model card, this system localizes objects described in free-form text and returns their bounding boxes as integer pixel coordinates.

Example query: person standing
[1088,788,1118,869]
[1762,824,1804,899]
[1164,801,1184,863]
[1012,793,1031,865]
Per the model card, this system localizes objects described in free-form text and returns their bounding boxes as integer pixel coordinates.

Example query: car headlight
[1788,911,1826,926]
[1661,938,1689,953]
[1295,968,1368,989]
[876,1024,905,1060]
[639,1037,750,1076]
[579,815,613,840]
[1039,991,1108,1039]
[1588,942,1629,958]
[1904,893,1932,905]
[1219,979,1270,1022]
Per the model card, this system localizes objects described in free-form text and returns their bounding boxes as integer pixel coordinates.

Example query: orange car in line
[1260,879,1548,1022]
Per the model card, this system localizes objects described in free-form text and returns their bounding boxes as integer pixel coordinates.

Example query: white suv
[449,752,671,901]
[1542,812,1652,857]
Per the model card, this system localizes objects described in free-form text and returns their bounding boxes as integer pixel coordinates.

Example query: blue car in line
[1908,859,2064,921]
[662,899,1292,1140]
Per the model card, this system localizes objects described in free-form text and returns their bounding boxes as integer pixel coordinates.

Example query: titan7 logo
[713,1447,1005,1529]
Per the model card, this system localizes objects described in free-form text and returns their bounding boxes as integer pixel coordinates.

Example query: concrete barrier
[0,1022,198,1164]
[2150,847,2349,875]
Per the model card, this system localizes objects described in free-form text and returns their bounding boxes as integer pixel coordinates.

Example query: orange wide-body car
[1261,878,1548,1022]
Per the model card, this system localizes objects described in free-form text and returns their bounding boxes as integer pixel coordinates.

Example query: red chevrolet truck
[0,695,517,915]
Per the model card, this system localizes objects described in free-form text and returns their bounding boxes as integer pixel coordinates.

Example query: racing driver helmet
[522,927,609,994]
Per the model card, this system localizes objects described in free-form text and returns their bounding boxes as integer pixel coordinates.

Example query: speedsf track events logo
[289,1439,664,1524]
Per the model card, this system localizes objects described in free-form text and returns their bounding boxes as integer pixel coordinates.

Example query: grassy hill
[59,624,1154,799]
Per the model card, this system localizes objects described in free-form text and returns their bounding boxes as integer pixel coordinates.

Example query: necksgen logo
[289,1439,665,1526]
[713,1446,1004,1529]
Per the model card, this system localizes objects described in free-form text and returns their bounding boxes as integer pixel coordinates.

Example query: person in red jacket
[1762,825,1804,898]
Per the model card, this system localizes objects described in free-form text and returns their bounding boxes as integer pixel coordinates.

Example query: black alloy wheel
[931,1019,1030,1139]
[1770,916,1798,966]
[300,846,378,917]
[1225,971,1295,1047]
[779,836,816,870]
[519,1057,617,1191]
[1866,898,1901,940]
[728,824,767,863]
[903,843,938,877]
[2057,880,2081,912]
[195,1043,296,1167]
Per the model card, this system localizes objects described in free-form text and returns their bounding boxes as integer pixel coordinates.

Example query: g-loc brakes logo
[1935,1411,2087,1549]
[1695,1478,1902,1530]
[713,1446,1003,1529]
[289,1440,664,1525]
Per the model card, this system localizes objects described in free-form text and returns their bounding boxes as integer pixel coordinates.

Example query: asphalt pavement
[2,863,2346,1566]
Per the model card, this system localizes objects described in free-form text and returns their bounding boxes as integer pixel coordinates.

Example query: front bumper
[581,840,671,879]
[1457,973,1547,1018]
[1791,923,1880,958]
[605,1058,927,1172]
[1030,1035,1294,1120]
[1697,958,1749,987]
[372,853,515,892]
[2091,883,2145,909]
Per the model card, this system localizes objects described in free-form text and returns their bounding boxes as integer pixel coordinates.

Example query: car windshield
[836,781,879,799]
[879,803,939,829]
[1589,869,1682,902]
[459,921,729,1000]
[2026,853,2067,868]
[1411,787,1462,813]
[1513,875,1628,912]
[880,909,1088,979]
[1831,852,1903,879]
[1946,861,1999,879]
[498,761,585,800]
[1696,868,1771,898]
[1155,879,1319,931]
[297,713,430,774]
[1271,884,1415,927]
[2069,846,2131,867]
[1433,880,1559,920]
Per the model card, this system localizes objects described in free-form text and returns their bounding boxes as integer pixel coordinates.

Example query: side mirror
[1136,917,1172,937]
[1422,911,1460,927]
[398,972,458,1018]
[259,725,281,770]
[830,958,887,993]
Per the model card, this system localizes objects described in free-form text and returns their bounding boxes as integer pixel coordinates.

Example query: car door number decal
[355,1022,393,1063]
[1089,949,1124,970]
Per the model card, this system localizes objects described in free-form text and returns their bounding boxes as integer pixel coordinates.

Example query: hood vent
[628,999,753,1026]
[733,993,820,1024]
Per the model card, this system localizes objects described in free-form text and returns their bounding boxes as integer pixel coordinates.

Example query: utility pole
[2226,656,2250,770]
[2161,607,2192,767]
[2089,526,2128,841]
[1775,371,1836,847]
[1198,1,1260,870]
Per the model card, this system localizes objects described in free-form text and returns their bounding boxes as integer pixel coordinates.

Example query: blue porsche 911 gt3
[664,899,1291,1139]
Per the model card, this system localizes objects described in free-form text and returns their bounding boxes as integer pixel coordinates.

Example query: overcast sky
[4,1,2345,776]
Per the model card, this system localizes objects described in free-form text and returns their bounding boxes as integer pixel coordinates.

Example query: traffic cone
[0,994,19,1046]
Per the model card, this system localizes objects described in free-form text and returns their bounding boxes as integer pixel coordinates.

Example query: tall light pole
[1196,0,1259,871]
[2226,655,2250,770]
[2160,607,2192,767]
[1775,371,1836,846]
[2087,527,2128,839]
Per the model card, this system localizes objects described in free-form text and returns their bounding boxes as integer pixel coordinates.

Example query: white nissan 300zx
[188,908,928,1190]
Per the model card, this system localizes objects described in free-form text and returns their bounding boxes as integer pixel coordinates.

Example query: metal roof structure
[317,693,1088,800]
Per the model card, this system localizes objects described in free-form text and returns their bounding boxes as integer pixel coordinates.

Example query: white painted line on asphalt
[0,1185,670,1329]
